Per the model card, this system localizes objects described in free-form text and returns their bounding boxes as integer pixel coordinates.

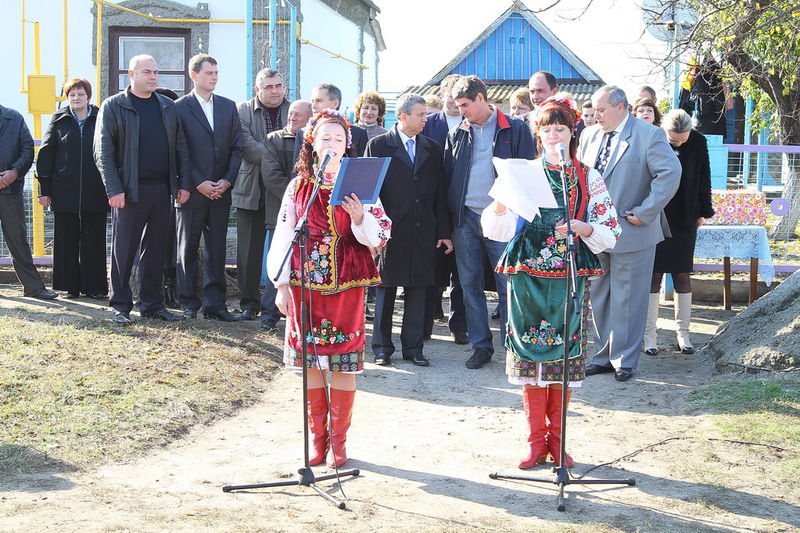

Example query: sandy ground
[1,293,799,532]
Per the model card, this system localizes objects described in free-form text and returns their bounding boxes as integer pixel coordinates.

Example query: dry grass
[0,303,282,474]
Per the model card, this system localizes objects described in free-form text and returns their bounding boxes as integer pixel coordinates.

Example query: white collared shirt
[607,112,630,157]
[194,91,214,131]
[397,127,417,159]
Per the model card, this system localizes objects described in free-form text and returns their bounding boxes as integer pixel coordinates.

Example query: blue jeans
[453,209,508,353]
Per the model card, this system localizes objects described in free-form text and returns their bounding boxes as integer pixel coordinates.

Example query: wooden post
[723,256,732,310]
[749,258,759,304]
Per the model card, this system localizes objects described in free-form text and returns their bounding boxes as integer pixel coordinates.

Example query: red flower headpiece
[304,109,352,148]
[535,97,581,134]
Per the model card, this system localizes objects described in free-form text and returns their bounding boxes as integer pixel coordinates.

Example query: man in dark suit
[233,68,290,326]
[174,54,243,321]
[293,84,368,160]
[367,93,452,367]
[421,74,468,346]
[578,85,681,382]
[0,104,57,300]
[94,54,191,325]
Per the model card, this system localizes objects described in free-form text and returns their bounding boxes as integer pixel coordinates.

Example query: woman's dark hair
[536,105,578,159]
[294,116,356,181]
[632,97,663,126]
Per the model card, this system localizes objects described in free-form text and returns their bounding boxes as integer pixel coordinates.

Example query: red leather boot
[307,388,329,466]
[546,387,575,467]
[327,388,355,468]
[518,387,549,469]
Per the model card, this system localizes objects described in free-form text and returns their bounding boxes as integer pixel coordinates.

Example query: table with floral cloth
[695,225,774,309]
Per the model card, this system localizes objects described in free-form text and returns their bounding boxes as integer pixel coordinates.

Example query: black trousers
[235,206,279,320]
[372,285,427,358]
[0,193,46,293]
[110,182,170,315]
[423,253,467,336]
[52,211,108,295]
[176,205,231,312]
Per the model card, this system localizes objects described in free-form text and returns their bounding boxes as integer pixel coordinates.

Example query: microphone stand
[490,154,634,511]
[223,156,360,509]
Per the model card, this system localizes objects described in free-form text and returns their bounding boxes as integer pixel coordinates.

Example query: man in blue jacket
[443,75,536,369]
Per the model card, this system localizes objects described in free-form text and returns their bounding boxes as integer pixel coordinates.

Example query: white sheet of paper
[489,158,558,222]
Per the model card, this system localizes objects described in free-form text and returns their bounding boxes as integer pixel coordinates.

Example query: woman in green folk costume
[482,96,621,468]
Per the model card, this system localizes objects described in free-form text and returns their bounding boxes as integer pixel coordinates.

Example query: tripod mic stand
[490,154,634,511]
[223,156,359,510]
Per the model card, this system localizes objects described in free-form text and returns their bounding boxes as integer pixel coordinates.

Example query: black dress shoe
[183,308,198,319]
[112,311,133,326]
[411,353,430,366]
[585,364,615,376]
[644,347,658,356]
[141,309,183,322]
[615,368,635,382]
[261,318,279,329]
[25,288,58,300]
[65,291,80,299]
[87,292,108,300]
[465,348,492,369]
[239,309,258,321]
[374,353,391,366]
[451,331,469,345]
[365,305,374,322]
[204,309,243,322]
[491,306,501,320]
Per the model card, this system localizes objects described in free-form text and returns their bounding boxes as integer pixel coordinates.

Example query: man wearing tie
[578,85,681,382]
[174,54,243,321]
[366,93,452,367]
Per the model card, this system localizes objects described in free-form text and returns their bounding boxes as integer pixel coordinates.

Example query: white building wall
[299,0,363,110]
[3,0,379,136]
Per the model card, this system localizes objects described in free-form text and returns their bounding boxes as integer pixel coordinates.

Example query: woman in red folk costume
[482,97,620,468]
[267,110,391,468]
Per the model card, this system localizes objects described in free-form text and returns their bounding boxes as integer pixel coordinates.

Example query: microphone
[313,149,335,184]
[556,143,568,166]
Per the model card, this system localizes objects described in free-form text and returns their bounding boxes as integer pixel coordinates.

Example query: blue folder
[329,157,391,205]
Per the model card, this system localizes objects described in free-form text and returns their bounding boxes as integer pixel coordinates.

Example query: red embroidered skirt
[285,286,365,373]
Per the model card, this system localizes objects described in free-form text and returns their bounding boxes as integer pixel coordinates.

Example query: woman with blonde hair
[644,109,714,356]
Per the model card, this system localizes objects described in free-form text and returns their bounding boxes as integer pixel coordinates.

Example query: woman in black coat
[644,109,715,356]
[36,78,109,299]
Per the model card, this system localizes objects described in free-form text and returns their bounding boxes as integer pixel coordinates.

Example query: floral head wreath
[535,97,581,134]
[304,109,353,148]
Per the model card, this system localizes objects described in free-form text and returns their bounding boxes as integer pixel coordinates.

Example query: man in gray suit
[234,68,290,326]
[578,85,681,382]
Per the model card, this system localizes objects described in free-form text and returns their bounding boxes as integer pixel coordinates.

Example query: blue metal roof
[449,13,584,81]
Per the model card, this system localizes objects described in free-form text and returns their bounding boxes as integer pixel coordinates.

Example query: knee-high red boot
[518,387,549,469]
[546,387,575,467]
[327,388,355,468]
[307,388,329,466]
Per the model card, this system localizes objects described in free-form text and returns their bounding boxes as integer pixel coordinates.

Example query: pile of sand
[700,271,800,373]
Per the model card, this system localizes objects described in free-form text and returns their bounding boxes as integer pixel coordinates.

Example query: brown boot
[518,387,549,469]
[327,388,355,468]
[546,387,575,468]
[307,388,329,466]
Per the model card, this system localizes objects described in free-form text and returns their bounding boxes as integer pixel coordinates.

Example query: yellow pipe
[92,0,291,25]
[63,0,68,87]
[20,0,26,92]
[90,0,367,69]
[300,40,369,69]
[96,1,102,103]
[32,21,44,257]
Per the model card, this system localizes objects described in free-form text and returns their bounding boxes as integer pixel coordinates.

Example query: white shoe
[643,293,659,355]
[674,292,694,354]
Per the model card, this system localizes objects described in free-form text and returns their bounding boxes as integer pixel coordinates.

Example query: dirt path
[2,299,798,532]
